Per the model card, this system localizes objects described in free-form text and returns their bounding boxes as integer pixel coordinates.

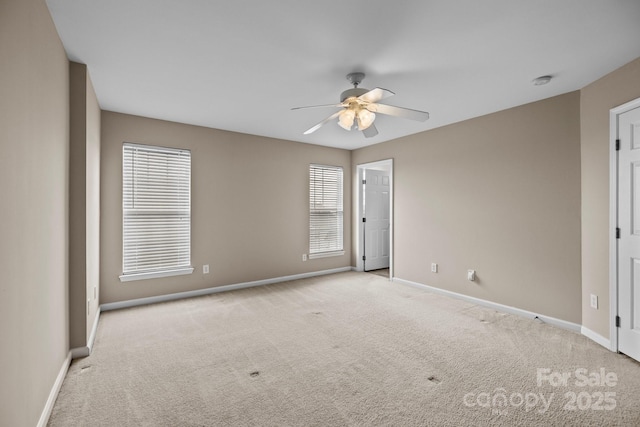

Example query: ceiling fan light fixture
[357,109,375,130]
[294,72,429,137]
[338,109,355,130]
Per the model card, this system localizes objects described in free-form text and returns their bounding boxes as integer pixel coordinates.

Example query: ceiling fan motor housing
[340,87,368,103]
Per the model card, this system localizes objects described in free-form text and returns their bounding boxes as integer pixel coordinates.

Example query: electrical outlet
[467,270,476,281]
[203,264,209,274]
[302,254,307,262]
[590,294,598,309]
[431,263,438,273]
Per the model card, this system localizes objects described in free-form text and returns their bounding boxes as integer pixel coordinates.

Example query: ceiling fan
[292,72,429,138]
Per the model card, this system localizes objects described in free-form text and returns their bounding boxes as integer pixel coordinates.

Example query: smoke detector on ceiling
[532,75,552,86]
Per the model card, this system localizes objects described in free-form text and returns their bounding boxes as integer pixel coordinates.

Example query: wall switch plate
[467,270,476,281]
[302,254,307,262]
[431,263,438,273]
[590,294,598,309]
[203,264,209,274]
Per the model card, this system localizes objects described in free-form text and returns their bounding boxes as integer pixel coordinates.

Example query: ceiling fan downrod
[341,73,368,102]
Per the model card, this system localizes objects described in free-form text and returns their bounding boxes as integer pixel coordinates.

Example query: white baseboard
[101,267,353,311]
[581,326,611,349]
[393,277,582,333]
[37,351,71,427]
[70,307,101,359]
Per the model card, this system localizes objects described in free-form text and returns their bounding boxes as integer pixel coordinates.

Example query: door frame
[356,159,393,276]
[609,97,640,352]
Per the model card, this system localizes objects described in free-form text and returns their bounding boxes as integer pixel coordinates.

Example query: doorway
[610,97,640,362]
[357,159,393,278]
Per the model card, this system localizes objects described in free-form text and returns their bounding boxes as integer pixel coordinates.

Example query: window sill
[119,267,194,282]
[308,250,345,260]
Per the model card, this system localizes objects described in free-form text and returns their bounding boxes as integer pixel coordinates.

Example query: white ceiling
[46,0,640,150]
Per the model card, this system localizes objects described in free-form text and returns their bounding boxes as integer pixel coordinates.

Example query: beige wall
[69,62,101,349]
[580,57,640,339]
[353,92,583,323]
[0,0,70,426]
[101,112,351,304]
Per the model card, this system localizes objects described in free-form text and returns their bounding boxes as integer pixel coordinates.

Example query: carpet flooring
[367,268,389,278]
[48,272,640,426]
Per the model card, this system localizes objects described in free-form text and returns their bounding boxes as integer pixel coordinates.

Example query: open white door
[364,169,390,271]
[617,104,640,362]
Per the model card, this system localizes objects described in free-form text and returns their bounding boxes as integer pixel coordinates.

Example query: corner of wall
[68,61,102,349]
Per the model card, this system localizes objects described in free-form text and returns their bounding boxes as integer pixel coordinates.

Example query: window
[120,143,193,281]
[309,164,344,258]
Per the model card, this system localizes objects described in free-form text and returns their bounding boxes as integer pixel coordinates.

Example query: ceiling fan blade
[303,111,342,135]
[358,87,394,103]
[291,103,343,111]
[362,123,378,138]
[368,103,429,121]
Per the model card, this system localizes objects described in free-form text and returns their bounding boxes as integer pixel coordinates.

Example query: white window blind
[121,143,192,281]
[309,164,344,258]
